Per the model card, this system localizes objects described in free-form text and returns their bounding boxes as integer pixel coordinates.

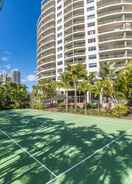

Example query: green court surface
[0,109,132,184]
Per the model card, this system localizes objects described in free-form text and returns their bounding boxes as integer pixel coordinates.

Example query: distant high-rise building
[0,72,11,84]
[11,70,21,84]
[37,0,132,81]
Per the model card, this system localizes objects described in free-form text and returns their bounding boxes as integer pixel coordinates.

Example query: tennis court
[0,109,132,184]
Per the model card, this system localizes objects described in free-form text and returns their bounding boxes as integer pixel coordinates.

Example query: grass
[0,109,132,184]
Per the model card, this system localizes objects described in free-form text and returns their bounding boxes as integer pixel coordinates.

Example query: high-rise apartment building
[37,0,56,81]
[37,0,131,81]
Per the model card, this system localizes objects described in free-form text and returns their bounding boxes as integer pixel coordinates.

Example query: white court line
[0,128,57,178]
[46,128,132,184]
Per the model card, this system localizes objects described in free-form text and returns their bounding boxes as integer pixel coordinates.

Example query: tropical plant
[100,61,116,80]
[111,104,128,117]
[56,72,71,112]
[92,80,103,112]
[78,80,92,114]
[32,83,46,109]
[115,62,132,103]
[65,64,87,111]
[32,80,56,109]
[39,79,56,101]
[0,82,29,109]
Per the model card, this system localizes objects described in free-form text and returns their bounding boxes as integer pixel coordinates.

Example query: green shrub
[32,103,44,110]
[87,103,98,109]
[111,104,128,117]
[57,102,65,108]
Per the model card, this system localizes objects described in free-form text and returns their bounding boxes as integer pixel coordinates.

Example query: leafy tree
[65,64,87,111]
[32,80,56,109]
[57,73,71,112]
[78,80,92,114]
[115,62,132,103]
[0,82,29,109]
[92,80,103,112]
[100,61,116,80]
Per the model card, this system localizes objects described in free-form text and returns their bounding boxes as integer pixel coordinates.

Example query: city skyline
[0,69,21,84]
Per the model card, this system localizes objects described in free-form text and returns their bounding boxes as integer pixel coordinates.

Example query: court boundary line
[0,128,57,178]
[46,128,132,184]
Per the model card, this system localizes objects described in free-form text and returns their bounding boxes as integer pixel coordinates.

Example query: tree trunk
[84,93,87,115]
[98,101,100,112]
[65,90,68,112]
[98,95,100,112]
[74,86,77,112]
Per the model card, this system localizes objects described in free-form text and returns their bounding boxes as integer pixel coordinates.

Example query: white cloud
[3,50,12,55]
[26,74,36,82]
[1,56,8,62]
[5,64,11,70]
[21,79,26,82]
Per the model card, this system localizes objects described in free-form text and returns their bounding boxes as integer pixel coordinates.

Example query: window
[88,22,95,27]
[58,61,63,65]
[57,5,62,10]
[57,25,62,31]
[88,38,96,43]
[57,32,62,37]
[57,39,62,44]
[88,46,96,51]
[87,0,94,3]
[57,18,62,24]
[57,0,61,3]
[89,63,97,68]
[57,53,63,58]
[87,14,95,19]
[87,6,94,11]
[89,54,96,59]
[57,46,63,51]
[57,68,63,73]
[88,30,95,35]
[57,11,62,17]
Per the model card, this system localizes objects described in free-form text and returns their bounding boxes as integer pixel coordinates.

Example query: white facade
[97,0,132,67]
[84,0,99,73]
[55,0,65,80]
[37,0,131,81]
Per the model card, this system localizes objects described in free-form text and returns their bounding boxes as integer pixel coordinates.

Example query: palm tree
[100,61,116,80]
[32,84,44,109]
[115,62,132,103]
[0,82,29,109]
[92,80,103,112]
[39,79,56,106]
[78,80,92,114]
[57,72,71,112]
[66,64,87,111]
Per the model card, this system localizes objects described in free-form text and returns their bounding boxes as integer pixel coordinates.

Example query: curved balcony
[98,1,132,11]
[98,28,132,36]
[38,75,56,81]
[99,47,129,53]
[98,11,132,20]
[37,67,56,75]
[37,18,55,32]
[99,38,132,44]
[37,53,55,63]
[37,61,55,68]
[100,56,128,62]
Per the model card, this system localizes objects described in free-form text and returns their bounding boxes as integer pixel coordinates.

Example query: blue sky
[0,0,41,90]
